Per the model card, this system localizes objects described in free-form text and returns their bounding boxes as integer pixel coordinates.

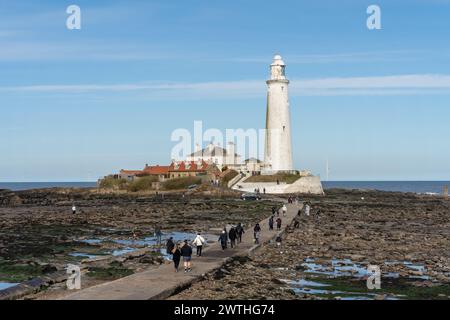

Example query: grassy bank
[163,177,202,190]
[245,173,300,184]
[99,176,204,192]
[220,170,239,187]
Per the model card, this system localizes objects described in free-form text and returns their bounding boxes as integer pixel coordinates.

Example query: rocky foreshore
[1,187,449,300]
[0,187,280,299]
[172,189,450,300]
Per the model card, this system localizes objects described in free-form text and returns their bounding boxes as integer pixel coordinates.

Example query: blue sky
[1,0,450,181]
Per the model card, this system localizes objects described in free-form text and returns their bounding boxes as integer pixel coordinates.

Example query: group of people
[158,199,319,273]
[292,202,317,228]
[210,179,220,187]
[166,233,207,273]
[253,188,266,195]
[303,202,320,220]
[219,223,245,250]
[163,222,250,273]
[268,215,283,231]
[271,204,288,217]
[164,223,249,273]
[253,202,287,244]
[165,233,208,273]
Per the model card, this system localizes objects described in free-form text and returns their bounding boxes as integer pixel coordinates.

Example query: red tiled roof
[169,160,209,172]
[121,162,208,176]
[143,165,170,175]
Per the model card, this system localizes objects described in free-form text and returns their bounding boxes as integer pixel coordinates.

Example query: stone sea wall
[233,176,324,195]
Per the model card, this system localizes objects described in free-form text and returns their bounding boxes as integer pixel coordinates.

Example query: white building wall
[226,142,236,165]
[186,143,242,170]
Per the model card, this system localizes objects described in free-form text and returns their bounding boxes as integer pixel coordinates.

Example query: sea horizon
[1,180,449,194]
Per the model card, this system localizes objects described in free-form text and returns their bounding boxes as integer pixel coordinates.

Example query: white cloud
[2,75,450,98]
[292,74,450,96]
[0,38,432,64]
[0,41,184,61]
[296,74,450,89]
[225,51,418,64]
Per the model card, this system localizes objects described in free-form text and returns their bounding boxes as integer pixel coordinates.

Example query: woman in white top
[305,204,311,216]
[192,233,206,257]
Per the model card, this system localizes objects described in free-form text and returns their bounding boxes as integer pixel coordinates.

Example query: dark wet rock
[172,190,450,300]
[0,190,22,206]
[271,278,284,285]
[0,188,280,296]
[41,264,58,274]
[138,256,155,264]
[220,268,231,275]
[295,264,307,271]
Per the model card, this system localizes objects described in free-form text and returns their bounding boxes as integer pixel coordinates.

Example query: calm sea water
[322,181,450,195]
[0,181,448,195]
[0,182,97,191]
[0,282,19,291]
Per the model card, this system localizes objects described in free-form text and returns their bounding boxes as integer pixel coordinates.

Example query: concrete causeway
[62,202,301,300]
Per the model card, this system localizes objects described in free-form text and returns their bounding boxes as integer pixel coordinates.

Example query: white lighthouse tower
[264,54,294,173]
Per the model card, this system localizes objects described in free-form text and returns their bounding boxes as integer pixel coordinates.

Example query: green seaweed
[0,261,52,282]
[86,263,133,280]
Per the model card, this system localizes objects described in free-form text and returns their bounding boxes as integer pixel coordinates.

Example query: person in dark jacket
[166,237,175,255]
[155,225,163,245]
[254,223,261,244]
[218,230,228,250]
[222,226,228,243]
[172,243,182,272]
[276,235,282,247]
[269,216,274,231]
[228,227,237,248]
[276,217,282,231]
[236,223,245,243]
[293,214,300,228]
[180,240,193,273]
[315,209,322,221]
